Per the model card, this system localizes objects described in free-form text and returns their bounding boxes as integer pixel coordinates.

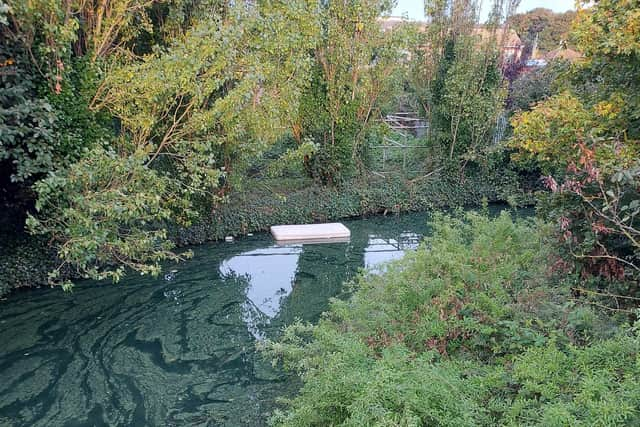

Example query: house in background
[545,46,582,62]
[472,27,525,62]
[378,17,525,63]
[523,44,582,71]
[379,16,408,32]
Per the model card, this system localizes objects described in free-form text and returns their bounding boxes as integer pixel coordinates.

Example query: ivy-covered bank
[172,171,528,245]
[0,171,530,297]
[0,235,57,297]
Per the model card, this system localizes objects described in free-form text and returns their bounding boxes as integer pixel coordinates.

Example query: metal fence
[369,112,431,177]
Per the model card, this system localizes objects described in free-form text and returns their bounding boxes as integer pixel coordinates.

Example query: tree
[509,8,576,54]
[510,0,640,285]
[0,52,57,186]
[296,0,414,184]
[412,0,518,173]
[27,0,320,288]
[0,2,109,213]
[435,34,506,163]
[3,0,164,91]
[507,59,567,113]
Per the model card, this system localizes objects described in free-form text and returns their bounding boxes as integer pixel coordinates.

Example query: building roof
[378,16,409,32]
[377,18,523,48]
[472,28,523,47]
[545,47,582,61]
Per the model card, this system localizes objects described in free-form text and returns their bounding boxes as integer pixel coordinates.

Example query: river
[0,211,467,426]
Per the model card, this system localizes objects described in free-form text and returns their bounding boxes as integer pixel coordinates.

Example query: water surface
[0,212,438,426]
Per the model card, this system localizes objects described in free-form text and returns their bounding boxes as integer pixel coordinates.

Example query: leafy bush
[510,1,640,288]
[0,50,58,185]
[536,145,640,292]
[0,10,110,218]
[27,147,190,289]
[264,212,640,426]
[508,60,567,113]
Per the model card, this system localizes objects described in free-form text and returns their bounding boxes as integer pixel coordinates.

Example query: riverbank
[172,172,531,246]
[265,211,640,426]
[1,171,533,297]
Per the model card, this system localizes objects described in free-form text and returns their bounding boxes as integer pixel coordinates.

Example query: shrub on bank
[265,212,640,426]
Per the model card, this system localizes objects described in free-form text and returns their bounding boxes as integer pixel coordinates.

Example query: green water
[0,211,469,426]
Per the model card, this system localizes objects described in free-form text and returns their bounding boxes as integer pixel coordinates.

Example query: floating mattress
[270,223,351,243]
[274,236,350,246]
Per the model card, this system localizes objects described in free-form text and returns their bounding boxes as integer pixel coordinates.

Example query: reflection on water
[220,246,302,340]
[365,232,421,272]
[0,212,435,426]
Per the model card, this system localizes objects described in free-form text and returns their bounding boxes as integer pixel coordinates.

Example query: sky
[392,0,576,21]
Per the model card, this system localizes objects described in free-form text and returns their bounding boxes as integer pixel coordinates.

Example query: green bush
[0,51,58,185]
[264,212,640,426]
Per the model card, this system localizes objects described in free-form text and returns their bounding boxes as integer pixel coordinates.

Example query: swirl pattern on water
[0,213,430,426]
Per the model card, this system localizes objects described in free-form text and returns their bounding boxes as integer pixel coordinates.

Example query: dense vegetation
[262,1,640,426]
[266,212,640,426]
[2,0,640,424]
[1,0,524,291]
[511,0,640,288]
[509,7,576,54]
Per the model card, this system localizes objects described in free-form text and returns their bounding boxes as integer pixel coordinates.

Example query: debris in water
[270,223,350,243]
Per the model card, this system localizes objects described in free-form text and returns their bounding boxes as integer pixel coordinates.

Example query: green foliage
[44,58,112,159]
[508,337,640,425]
[572,0,640,58]
[298,1,416,184]
[325,212,542,357]
[6,0,160,68]
[154,0,228,40]
[536,149,640,288]
[0,229,63,296]
[571,0,640,140]
[511,0,640,285]
[95,0,317,188]
[508,60,567,113]
[26,0,320,287]
[412,1,511,171]
[510,91,597,173]
[3,0,78,85]
[27,147,190,288]
[434,35,506,161]
[1,16,55,186]
[0,58,57,184]
[509,8,576,53]
[265,212,640,426]
[0,25,107,201]
[266,138,318,178]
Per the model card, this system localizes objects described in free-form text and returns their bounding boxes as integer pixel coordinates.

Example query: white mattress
[270,223,351,242]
